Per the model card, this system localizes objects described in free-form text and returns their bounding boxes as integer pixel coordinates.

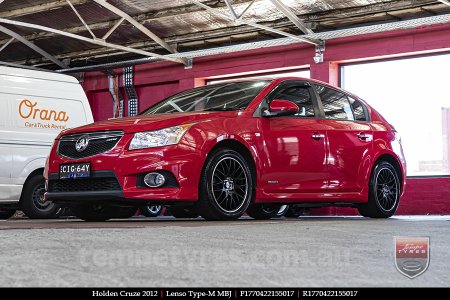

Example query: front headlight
[129,124,194,150]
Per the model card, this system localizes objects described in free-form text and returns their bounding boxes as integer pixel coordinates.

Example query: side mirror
[263,99,299,117]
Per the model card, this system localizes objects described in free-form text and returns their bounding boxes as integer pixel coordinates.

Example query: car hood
[59,111,237,136]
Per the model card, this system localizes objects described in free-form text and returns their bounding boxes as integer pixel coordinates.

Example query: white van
[0,66,93,219]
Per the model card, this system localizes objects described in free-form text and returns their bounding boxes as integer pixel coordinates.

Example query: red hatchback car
[44,78,406,221]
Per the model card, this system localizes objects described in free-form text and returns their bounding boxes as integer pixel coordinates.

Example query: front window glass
[141,81,269,115]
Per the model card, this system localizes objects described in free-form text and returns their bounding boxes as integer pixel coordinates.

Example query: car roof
[272,77,367,102]
[203,76,368,106]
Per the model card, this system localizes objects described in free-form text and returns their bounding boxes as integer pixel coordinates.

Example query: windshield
[140,81,270,115]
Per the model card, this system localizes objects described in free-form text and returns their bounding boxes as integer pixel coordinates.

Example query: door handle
[311,133,325,140]
[357,132,373,142]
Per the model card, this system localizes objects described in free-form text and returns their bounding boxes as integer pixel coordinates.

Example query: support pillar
[178,77,206,91]
[310,61,339,86]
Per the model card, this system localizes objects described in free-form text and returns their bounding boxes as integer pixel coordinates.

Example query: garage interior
[1,0,450,288]
[1,0,448,215]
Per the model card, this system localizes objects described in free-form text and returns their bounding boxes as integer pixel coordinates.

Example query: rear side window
[269,85,315,117]
[349,97,369,122]
[314,84,354,121]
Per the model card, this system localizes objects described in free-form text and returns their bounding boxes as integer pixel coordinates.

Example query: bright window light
[341,54,450,176]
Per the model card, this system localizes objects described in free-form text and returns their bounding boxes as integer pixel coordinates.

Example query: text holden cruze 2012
[44,78,406,221]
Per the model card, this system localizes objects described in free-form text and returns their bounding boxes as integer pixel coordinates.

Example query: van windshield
[140,81,270,115]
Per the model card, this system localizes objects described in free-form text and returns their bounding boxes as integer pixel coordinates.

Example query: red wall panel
[89,90,113,122]
[400,177,450,214]
[135,81,180,112]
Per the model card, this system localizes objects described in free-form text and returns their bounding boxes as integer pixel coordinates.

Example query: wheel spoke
[226,194,233,210]
[219,162,227,176]
[225,159,232,174]
[213,173,223,179]
[229,193,236,208]
[215,168,226,177]
[216,192,226,204]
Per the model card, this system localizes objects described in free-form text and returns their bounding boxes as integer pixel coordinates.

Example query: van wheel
[0,209,16,219]
[247,204,287,220]
[21,174,62,219]
[358,161,401,218]
[72,204,114,222]
[197,149,253,221]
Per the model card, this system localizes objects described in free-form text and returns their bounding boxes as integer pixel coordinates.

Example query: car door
[260,81,328,195]
[313,84,373,193]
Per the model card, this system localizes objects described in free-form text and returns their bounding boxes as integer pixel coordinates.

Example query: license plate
[59,162,91,179]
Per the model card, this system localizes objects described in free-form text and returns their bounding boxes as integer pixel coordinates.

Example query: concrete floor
[0,216,448,287]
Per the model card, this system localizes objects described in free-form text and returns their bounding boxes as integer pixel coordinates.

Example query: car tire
[140,205,163,217]
[20,174,62,219]
[358,161,401,218]
[197,148,253,221]
[72,204,115,222]
[246,204,288,220]
[168,207,199,218]
[0,209,16,219]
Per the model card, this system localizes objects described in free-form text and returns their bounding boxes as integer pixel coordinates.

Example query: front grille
[48,177,121,193]
[57,131,123,159]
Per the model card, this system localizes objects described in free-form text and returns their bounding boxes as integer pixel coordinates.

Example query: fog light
[143,172,165,188]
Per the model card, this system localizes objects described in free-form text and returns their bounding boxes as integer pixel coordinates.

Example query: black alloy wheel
[198,149,253,220]
[358,161,401,218]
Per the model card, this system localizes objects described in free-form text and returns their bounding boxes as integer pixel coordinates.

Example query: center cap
[382,185,390,197]
[224,178,234,191]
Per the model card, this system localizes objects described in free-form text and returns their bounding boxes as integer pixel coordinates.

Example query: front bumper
[45,133,203,205]
[45,171,124,204]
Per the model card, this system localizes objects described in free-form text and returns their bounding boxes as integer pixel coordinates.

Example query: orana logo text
[18,99,69,122]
